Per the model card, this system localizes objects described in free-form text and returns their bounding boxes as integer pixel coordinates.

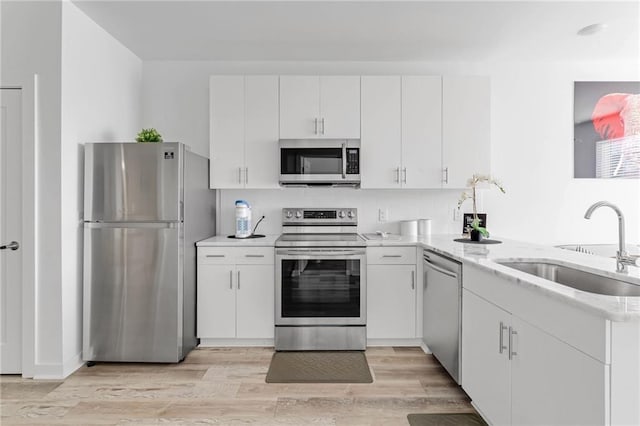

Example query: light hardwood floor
[1,347,475,425]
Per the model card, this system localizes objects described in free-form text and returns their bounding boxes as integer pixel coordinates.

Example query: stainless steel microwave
[279,139,361,186]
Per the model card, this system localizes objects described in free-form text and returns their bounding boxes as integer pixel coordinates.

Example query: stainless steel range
[275,208,366,351]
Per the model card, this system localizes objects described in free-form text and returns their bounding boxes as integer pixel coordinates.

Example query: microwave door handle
[342,143,347,179]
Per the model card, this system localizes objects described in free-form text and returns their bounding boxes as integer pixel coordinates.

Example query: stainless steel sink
[495,260,640,297]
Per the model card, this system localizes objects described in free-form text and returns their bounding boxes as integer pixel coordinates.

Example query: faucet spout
[584,201,634,273]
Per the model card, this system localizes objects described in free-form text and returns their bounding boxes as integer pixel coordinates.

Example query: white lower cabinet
[462,289,512,425]
[463,287,607,426]
[367,247,418,340]
[197,247,274,341]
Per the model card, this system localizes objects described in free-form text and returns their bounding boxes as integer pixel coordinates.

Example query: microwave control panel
[346,149,360,174]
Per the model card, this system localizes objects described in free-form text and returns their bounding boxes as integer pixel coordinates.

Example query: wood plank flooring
[1,347,475,425]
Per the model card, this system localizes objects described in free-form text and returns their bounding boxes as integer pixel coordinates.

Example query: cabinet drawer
[234,247,274,264]
[367,246,416,264]
[198,247,233,264]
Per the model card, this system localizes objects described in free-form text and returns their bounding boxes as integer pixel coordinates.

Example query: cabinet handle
[508,327,518,360]
[382,254,402,258]
[245,254,264,258]
[411,270,415,290]
[237,270,241,290]
[245,167,249,185]
[206,254,225,258]
[321,118,325,135]
[499,321,508,354]
[402,167,407,184]
[395,167,400,183]
[238,167,242,184]
[229,270,233,289]
[443,167,449,184]
[314,118,318,135]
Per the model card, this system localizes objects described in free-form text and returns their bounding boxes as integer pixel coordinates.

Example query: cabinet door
[462,289,511,426]
[236,264,275,339]
[319,76,360,138]
[244,76,280,189]
[197,264,236,338]
[210,76,245,188]
[510,317,607,426]
[442,76,490,188]
[367,265,416,339]
[279,76,320,139]
[401,76,442,189]
[361,76,402,189]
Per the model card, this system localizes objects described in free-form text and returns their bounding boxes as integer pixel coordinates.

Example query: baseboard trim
[199,338,274,347]
[33,352,83,379]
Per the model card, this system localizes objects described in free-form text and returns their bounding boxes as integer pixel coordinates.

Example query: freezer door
[83,222,184,362]
[84,142,183,221]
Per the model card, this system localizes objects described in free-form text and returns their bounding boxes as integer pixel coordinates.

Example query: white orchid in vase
[457,174,506,239]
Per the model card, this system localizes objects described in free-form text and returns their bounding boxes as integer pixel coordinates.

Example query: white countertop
[374,234,640,322]
[195,232,640,321]
[196,234,280,246]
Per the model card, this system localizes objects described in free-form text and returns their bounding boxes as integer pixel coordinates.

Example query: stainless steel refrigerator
[83,142,215,363]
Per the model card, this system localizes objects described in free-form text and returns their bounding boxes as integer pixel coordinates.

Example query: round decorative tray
[453,238,502,245]
[227,234,266,239]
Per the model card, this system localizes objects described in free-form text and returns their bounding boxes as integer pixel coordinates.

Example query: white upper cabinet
[442,76,491,188]
[401,76,443,189]
[209,75,279,189]
[361,76,443,189]
[279,75,360,139]
[210,75,245,189]
[361,76,402,188]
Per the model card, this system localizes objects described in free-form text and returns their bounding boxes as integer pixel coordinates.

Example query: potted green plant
[136,128,163,143]
[457,173,505,241]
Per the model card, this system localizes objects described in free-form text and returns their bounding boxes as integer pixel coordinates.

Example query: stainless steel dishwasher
[423,249,462,384]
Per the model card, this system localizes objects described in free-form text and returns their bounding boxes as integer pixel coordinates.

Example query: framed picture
[574,81,640,179]
[463,213,486,234]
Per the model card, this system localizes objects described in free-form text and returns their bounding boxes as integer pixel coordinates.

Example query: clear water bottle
[235,200,252,238]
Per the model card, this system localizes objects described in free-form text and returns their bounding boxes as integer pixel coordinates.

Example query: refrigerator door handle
[84,222,180,229]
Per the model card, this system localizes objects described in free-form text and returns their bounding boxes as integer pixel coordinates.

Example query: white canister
[418,219,432,236]
[235,200,252,238]
[400,220,418,236]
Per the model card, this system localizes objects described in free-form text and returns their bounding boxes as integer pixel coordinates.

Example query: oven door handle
[277,249,366,257]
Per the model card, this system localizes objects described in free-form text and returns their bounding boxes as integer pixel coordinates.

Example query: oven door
[275,248,366,326]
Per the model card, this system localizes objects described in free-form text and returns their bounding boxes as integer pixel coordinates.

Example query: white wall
[143,60,640,245]
[60,1,142,376]
[1,0,63,378]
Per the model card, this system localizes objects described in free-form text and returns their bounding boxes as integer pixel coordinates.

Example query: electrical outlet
[453,207,461,221]
[378,208,389,222]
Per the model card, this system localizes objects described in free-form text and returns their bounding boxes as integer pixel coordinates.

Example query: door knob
[0,241,19,251]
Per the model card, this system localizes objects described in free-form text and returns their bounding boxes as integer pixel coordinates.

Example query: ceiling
[71,1,640,62]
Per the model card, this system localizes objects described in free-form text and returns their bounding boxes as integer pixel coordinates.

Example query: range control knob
[348,210,355,218]
[338,211,346,218]
[285,211,293,219]
[295,210,303,219]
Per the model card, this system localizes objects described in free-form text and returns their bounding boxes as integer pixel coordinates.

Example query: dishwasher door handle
[424,259,458,279]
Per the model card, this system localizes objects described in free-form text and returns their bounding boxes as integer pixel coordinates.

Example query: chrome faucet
[584,201,636,273]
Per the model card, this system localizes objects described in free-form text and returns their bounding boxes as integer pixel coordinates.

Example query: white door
[210,76,245,188]
[319,76,360,138]
[279,76,320,139]
[461,289,511,426]
[442,76,491,188]
[1,88,22,374]
[510,316,607,426]
[244,76,280,189]
[401,76,443,189]
[361,76,402,188]
[236,264,275,339]
[196,264,236,338]
[367,265,416,339]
